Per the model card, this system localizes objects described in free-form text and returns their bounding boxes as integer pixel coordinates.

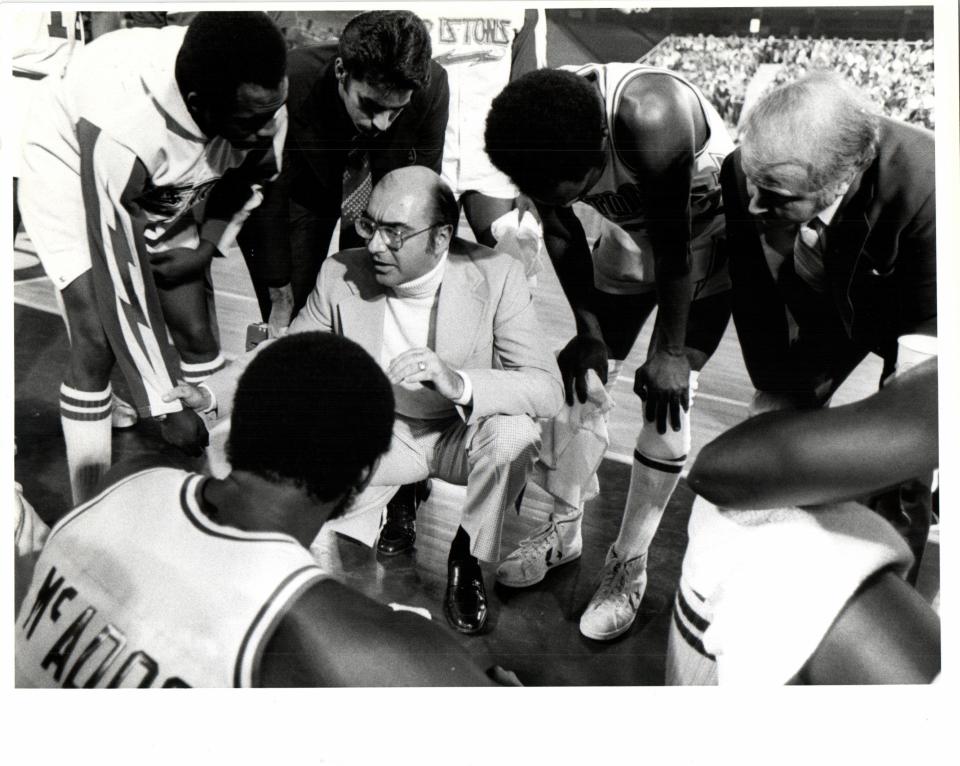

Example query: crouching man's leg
[435,414,542,634]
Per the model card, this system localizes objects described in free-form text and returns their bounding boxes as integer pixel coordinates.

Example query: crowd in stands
[644,34,935,130]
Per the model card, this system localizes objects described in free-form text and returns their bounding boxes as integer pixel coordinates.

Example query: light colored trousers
[327,412,542,562]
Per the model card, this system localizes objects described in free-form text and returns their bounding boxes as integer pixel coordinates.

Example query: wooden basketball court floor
[13,220,897,686]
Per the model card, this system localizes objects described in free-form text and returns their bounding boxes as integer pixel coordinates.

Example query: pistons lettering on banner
[437,17,512,45]
[20,565,192,688]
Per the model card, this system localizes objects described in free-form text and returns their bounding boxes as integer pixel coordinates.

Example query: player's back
[15,467,324,688]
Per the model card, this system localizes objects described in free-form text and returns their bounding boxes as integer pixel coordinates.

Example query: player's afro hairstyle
[227,332,395,504]
[485,69,606,195]
[339,11,432,91]
[176,12,287,111]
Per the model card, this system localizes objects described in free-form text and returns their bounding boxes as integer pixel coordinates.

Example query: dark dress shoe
[377,484,419,555]
[444,557,488,634]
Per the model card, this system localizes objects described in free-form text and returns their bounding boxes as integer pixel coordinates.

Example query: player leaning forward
[485,65,734,639]
[17,12,288,503]
[17,333,499,687]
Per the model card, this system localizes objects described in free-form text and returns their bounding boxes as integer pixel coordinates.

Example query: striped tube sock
[60,383,112,505]
[612,408,690,560]
[180,353,226,384]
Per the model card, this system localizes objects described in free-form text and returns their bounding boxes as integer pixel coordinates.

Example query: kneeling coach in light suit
[172,166,563,634]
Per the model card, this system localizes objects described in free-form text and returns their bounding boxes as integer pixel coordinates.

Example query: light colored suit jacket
[206,237,563,423]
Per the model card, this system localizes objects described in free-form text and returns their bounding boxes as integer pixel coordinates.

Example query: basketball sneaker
[579,547,648,641]
[111,394,139,429]
[495,512,582,588]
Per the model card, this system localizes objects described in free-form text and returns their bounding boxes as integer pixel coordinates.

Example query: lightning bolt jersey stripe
[18,25,287,416]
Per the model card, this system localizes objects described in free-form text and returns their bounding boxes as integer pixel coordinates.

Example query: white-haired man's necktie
[793,217,827,293]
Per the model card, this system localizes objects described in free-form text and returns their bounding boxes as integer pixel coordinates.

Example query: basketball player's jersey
[414,6,527,196]
[15,468,324,688]
[564,63,734,296]
[12,10,83,79]
[23,25,286,249]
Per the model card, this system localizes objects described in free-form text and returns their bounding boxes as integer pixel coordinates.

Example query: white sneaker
[111,394,139,429]
[579,547,648,641]
[496,513,583,587]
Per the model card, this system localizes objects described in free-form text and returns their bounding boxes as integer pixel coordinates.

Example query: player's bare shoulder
[614,72,704,170]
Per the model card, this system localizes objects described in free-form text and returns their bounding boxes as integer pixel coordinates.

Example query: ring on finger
[418,361,427,371]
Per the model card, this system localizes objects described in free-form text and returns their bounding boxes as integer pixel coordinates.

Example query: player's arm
[618,75,698,433]
[687,357,938,510]
[258,579,497,687]
[537,202,611,405]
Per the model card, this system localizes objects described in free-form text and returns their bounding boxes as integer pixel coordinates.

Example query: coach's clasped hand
[150,240,218,287]
[557,334,608,406]
[387,347,464,402]
[635,348,690,434]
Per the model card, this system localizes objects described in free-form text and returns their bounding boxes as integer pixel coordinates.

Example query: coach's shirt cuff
[453,371,473,406]
[198,383,218,415]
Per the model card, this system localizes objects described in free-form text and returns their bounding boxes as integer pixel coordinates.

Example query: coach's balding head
[355,167,460,287]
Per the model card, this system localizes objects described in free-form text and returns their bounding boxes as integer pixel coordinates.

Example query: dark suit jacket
[246,44,450,287]
[722,117,936,393]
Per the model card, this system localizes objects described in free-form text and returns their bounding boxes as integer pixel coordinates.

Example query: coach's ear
[432,223,453,254]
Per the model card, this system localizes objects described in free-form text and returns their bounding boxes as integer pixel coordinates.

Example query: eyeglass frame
[354,215,445,251]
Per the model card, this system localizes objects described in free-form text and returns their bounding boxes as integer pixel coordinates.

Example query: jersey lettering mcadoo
[15,469,324,688]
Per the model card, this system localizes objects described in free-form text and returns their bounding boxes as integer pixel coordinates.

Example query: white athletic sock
[60,383,112,505]
[180,353,225,384]
[613,403,692,561]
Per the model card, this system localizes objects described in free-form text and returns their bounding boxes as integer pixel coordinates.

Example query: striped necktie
[793,217,827,293]
[341,147,372,226]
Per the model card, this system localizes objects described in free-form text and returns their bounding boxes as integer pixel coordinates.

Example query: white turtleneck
[380,252,472,420]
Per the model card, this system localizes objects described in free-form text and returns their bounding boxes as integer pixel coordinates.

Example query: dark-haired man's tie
[341,147,372,226]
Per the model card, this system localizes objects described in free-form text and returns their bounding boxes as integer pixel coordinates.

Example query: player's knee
[483,415,542,466]
[636,412,691,463]
[169,318,217,357]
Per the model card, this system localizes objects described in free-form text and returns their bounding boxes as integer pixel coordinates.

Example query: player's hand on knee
[635,349,690,434]
[159,408,209,457]
[557,334,608,406]
[162,382,212,412]
[150,243,216,287]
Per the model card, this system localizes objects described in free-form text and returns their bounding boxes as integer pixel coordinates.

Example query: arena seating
[643,34,935,130]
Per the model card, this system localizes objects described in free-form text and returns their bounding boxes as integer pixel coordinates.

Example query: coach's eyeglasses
[355,215,441,250]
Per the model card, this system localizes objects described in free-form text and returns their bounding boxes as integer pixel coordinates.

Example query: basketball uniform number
[47,11,69,39]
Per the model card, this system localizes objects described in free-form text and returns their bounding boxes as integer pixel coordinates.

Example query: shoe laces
[514,520,558,560]
[592,553,643,606]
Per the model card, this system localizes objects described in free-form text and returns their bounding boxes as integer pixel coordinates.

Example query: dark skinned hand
[557,334,608,405]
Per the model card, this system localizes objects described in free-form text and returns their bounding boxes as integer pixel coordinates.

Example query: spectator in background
[644,33,935,130]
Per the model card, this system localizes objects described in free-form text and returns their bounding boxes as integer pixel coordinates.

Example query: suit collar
[336,239,487,365]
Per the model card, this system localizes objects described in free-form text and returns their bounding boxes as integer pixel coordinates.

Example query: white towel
[490,209,544,280]
[530,370,614,513]
[684,497,914,685]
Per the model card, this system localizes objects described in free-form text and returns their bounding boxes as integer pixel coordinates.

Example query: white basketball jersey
[12,10,83,79]
[16,468,324,688]
[564,63,734,295]
[413,5,527,196]
[22,25,286,250]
